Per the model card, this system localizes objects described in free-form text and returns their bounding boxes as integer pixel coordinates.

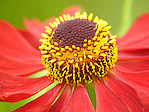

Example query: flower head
[0,6,149,112]
[39,12,118,86]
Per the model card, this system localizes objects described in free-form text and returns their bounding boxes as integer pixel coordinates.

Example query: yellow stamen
[39,11,118,86]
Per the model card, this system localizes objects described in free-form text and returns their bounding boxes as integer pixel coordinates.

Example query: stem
[119,0,133,36]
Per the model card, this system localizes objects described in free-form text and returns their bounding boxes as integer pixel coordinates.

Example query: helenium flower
[0,6,149,112]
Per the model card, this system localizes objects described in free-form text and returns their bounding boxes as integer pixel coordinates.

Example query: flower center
[39,12,118,86]
[53,19,96,48]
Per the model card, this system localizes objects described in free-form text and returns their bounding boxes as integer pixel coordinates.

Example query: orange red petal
[18,29,41,49]
[94,81,129,112]
[0,54,44,76]
[105,77,144,112]
[0,72,51,102]
[49,85,72,112]
[116,60,149,72]
[62,86,95,112]
[0,20,41,62]
[117,13,149,51]
[13,84,63,112]
[118,49,149,61]
[110,68,149,94]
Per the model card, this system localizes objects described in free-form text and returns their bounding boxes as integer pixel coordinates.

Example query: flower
[0,6,149,112]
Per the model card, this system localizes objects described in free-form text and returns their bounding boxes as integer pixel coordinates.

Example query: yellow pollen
[84,39,87,43]
[73,53,78,57]
[63,14,67,21]
[59,16,64,22]
[54,42,59,46]
[88,40,92,45]
[39,12,118,86]
[72,45,76,49]
[65,46,69,49]
[49,23,55,28]
[87,46,92,51]
[76,47,81,51]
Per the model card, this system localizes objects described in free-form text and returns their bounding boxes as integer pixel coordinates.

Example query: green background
[0,0,148,34]
[0,0,148,111]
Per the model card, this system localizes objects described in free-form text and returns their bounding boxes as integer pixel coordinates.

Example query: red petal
[18,29,40,49]
[118,49,149,61]
[0,72,51,102]
[23,17,56,39]
[113,63,149,108]
[13,84,63,112]
[110,68,149,94]
[23,18,44,40]
[62,86,95,112]
[0,54,44,76]
[116,60,149,72]
[60,6,82,16]
[94,81,129,112]
[0,20,41,62]
[135,89,149,111]
[49,85,72,112]
[23,6,82,45]
[105,77,144,112]
[117,13,149,51]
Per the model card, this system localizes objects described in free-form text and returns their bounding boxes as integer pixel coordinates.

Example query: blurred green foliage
[0,0,148,35]
[0,0,148,111]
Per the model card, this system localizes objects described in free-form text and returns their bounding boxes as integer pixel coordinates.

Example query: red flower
[0,6,149,112]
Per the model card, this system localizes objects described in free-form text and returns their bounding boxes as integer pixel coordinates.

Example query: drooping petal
[117,13,149,51]
[94,81,129,112]
[0,54,44,76]
[0,20,41,62]
[110,68,149,94]
[13,84,63,112]
[49,85,72,112]
[118,49,149,61]
[62,86,95,112]
[0,72,51,102]
[116,60,149,72]
[60,6,82,16]
[18,29,41,49]
[105,77,144,112]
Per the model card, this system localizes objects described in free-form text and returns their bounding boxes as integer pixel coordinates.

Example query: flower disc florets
[39,12,118,86]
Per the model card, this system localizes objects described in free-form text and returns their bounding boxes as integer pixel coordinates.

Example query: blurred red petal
[49,85,72,112]
[18,29,40,49]
[94,81,129,112]
[117,13,149,51]
[23,18,44,40]
[0,72,51,102]
[60,6,82,16]
[13,84,63,112]
[23,17,56,38]
[118,49,149,60]
[23,6,82,44]
[110,68,149,94]
[0,20,41,62]
[62,86,95,112]
[105,77,144,112]
[116,60,149,72]
[0,54,44,76]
